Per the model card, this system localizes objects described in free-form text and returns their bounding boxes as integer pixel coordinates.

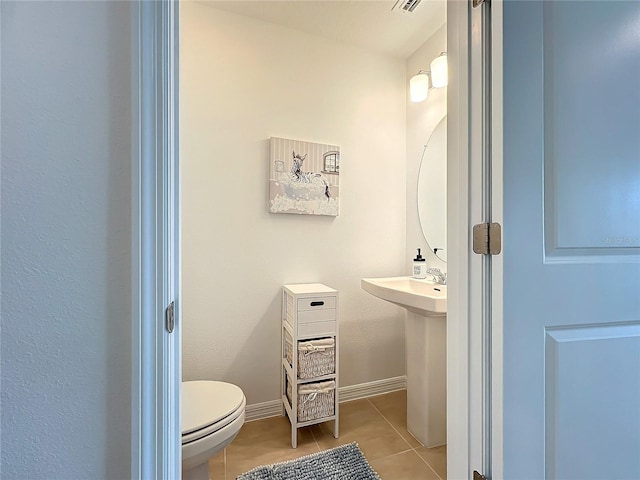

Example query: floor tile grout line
[365,400,446,476]
[412,446,444,480]
[367,397,445,480]
[370,447,415,463]
[308,425,321,452]
[366,398,415,451]
[368,445,443,479]
[223,448,227,480]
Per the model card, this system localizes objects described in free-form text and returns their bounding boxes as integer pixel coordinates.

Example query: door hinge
[473,471,489,480]
[165,301,175,333]
[472,0,488,7]
[473,222,502,255]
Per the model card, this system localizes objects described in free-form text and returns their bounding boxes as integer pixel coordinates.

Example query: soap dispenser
[412,248,427,279]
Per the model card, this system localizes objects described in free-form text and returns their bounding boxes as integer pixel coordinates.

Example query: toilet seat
[182,381,246,445]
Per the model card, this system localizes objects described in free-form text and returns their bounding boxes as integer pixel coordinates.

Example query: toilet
[182,381,246,480]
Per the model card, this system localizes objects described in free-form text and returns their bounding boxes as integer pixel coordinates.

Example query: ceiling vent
[391,0,422,14]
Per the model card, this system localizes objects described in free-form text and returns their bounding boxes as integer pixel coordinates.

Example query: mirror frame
[417,115,447,262]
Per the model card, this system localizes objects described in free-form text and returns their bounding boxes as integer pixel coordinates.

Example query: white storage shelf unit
[282,283,339,448]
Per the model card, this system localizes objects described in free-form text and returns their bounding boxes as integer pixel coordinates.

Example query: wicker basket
[288,380,335,422]
[285,334,335,379]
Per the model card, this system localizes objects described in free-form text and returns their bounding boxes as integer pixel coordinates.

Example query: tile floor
[208,389,446,480]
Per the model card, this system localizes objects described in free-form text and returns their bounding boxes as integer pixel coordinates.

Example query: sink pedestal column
[406,311,447,447]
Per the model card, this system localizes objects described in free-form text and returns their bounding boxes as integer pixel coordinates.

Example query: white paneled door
[501,1,640,478]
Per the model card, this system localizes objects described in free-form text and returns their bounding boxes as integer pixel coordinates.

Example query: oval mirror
[417,115,447,262]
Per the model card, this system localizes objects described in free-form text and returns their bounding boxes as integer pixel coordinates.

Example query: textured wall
[406,24,448,274]
[1,1,132,478]
[181,2,408,405]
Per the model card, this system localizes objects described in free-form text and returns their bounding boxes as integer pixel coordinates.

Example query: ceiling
[199,0,446,59]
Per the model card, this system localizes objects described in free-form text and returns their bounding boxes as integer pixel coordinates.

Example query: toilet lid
[182,381,245,437]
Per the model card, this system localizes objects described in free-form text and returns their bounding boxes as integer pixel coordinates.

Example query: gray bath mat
[236,442,381,480]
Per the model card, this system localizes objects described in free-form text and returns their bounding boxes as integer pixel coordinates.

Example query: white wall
[181,2,407,405]
[1,2,132,478]
[406,24,447,273]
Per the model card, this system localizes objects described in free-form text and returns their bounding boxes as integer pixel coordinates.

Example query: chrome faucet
[426,267,447,285]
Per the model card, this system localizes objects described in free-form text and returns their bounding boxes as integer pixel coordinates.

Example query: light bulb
[430,53,448,88]
[410,72,429,102]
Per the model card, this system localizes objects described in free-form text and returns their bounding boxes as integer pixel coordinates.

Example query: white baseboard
[244,399,284,422]
[244,375,407,422]
[337,375,406,402]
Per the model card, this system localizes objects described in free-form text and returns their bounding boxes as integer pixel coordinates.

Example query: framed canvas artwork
[269,137,340,216]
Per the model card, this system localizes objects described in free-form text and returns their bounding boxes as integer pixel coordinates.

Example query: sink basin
[361,276,447,316]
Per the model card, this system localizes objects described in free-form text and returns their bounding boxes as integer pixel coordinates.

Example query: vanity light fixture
[430,52,448,88]
[409,52,448,103]
[410,70,430,102]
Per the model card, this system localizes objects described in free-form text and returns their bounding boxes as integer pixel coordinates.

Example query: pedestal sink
[361,276,447,448]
